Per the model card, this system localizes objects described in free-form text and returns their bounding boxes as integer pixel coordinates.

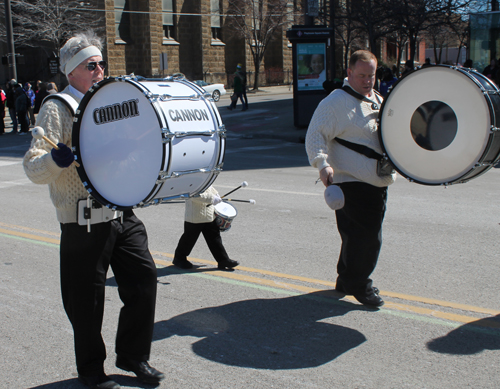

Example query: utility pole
[4,0,17,81]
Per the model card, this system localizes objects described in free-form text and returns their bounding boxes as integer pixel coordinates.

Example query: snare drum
[378,65,500,185]
[214,201,237,232]
[72,77,225,209]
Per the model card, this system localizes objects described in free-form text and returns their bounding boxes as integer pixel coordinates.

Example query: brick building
[2,0,295,88]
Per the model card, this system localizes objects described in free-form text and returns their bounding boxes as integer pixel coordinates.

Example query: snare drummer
[23,32,164,388]
[172,186,239,270]
[305,50,396,307]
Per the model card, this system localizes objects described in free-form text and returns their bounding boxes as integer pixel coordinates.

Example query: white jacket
[185,186,219,224]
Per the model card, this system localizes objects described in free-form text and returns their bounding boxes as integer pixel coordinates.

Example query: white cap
[324,185,345,210]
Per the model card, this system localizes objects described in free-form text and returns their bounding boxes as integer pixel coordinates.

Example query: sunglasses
[86,60,107,71]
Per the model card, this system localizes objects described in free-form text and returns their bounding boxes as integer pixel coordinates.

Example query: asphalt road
[1,87,500,388]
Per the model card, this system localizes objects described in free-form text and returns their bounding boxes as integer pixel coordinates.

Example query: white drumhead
[78,80,163,206]
[380,66,491,184]
[215,201,237,217]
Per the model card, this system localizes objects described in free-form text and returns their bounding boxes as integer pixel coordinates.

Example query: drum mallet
[225,199,256,204]
[221,181,248,199]
[31,126,80,167]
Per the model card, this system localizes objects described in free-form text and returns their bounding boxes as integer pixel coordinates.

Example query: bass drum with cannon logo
[72,76,226,210]
[377,65,500,185]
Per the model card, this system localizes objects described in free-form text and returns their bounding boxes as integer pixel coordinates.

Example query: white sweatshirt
[305,79,396,187]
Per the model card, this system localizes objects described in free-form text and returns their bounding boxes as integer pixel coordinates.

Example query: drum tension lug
[491,126,500,132]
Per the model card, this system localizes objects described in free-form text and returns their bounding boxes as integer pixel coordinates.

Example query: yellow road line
[1,224,499,325]
[0,221,60,237]
[152,253,500,317]
[0,227,60,244]
[153,258,500,328]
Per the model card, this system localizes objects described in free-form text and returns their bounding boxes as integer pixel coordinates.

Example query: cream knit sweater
[305,79,396,187]
[23,87,88,223]
[184,186,219,224]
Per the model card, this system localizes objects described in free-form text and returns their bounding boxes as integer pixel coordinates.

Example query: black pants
[60,211,157,376]
[230,91,247,109]
[335,182,388,295]
[174,220,230,262]
[18,110,29,133]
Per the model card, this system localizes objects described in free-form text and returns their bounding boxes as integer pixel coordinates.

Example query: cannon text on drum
[168,108,210,122]
[92,98,139,125]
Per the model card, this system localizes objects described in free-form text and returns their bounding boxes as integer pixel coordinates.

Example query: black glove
[51,143,74,168]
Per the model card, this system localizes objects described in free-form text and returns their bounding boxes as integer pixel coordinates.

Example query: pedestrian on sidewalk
[24,82,36,125]
[228,64,248,111]
[6,79,18,134]
[15,83,30,135]
[172,186,239,271]
[34,82,49,114]
[0,87,6,135]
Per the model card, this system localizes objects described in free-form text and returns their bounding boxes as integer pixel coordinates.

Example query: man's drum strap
[42,93,79,116]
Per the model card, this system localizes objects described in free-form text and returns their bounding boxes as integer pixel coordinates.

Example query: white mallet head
[249,199,256,205]
[31,126,45,140]
[324,185,345,210]
[241,181,248,188]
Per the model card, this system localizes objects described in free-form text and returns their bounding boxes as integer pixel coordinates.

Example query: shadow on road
[426,314,500,355]
[152,289,368,369]
[28,374,158,389]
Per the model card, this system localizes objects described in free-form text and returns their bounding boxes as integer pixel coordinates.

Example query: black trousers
[174,220,230,262]
[335,182,388,295]
[18,110,29,133]
[60,211,157,376]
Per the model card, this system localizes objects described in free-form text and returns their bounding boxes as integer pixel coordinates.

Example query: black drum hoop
[72,77,166,210]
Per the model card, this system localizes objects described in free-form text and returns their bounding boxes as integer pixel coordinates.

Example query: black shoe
[217,259,239,270]
[172,257,193,269]
[116,356,165,384]
[335,283,379,295]
[353,291,384,307]
[78,374,120,389]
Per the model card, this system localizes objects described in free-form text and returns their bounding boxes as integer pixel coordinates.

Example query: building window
[212,27,222,40]
[115,0,131,44]
[163,0,177,43]
[211,0,224,45]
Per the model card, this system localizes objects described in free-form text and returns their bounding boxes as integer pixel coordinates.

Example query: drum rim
[214,201,238,218]
[73,77,165,210]
[377,65,498,185]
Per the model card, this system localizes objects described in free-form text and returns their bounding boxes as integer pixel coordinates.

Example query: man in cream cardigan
[305,50,396,307]
[23,32,164,388]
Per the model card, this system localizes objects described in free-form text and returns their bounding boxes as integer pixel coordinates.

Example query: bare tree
[386,30,408,76]
[425,22,455,64]
[226,0,293,90]
[350,0,397,55]
[389,0,473,65]
[0,0,102,57]
[334,0,365,74]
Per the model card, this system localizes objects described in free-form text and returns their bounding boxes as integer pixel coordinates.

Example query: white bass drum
[378,65,500,185]
[72,76,225,210]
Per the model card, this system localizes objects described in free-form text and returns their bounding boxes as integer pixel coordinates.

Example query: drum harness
[336,86,395,177]
[42,93,123,232]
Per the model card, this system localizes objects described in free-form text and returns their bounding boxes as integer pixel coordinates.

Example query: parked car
[192,80,226,102]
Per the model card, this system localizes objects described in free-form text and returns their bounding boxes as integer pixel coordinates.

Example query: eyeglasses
[86,61,107,71]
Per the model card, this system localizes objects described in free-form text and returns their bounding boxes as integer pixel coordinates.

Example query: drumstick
[31,127,80,167]
[225,198,256,204]
[221,181,248,199]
